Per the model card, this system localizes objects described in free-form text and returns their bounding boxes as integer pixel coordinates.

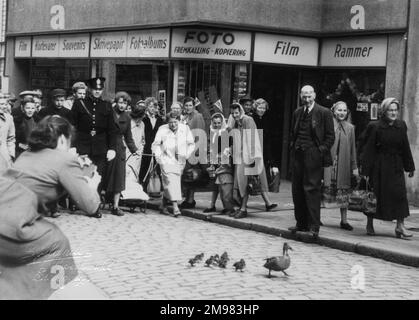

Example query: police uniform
[71,77,118,189]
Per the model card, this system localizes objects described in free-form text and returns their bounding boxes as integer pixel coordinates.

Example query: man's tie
[303,107,309,118]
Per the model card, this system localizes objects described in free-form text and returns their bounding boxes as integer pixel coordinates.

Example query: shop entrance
[251,64,299,179]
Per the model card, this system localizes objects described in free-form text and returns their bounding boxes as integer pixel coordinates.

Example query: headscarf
[210,112,227,144]
[227,103,245,129]
[380,97,400,120]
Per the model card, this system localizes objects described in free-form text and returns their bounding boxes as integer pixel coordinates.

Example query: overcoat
[361,119,415,221]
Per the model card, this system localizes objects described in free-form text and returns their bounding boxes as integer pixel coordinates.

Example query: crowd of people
[0,78,416,299]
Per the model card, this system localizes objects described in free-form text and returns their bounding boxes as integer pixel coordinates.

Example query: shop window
[30,59,90,103]
[175,61,249,119]
[115,62,169,112]
[302,69,385,139]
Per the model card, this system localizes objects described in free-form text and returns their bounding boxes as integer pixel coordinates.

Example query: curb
[146,202,419,268]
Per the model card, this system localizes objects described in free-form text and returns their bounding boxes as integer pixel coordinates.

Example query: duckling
[194,253,204,262]
[188,257,198,267]
[263,243,293,277]
[233,259,246,272]
[218,259,228,268]
[212,254,220,264]
[205,256,215,267]
[220,252,229,262]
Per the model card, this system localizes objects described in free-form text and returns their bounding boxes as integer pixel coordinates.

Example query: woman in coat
[105,92,140,216]
[229,103,277,219]
[0,98,15,174]
[323,101,358,231]
[13,96,38,158]
[361,97,415,238]
[252,98,279,189]
[152,111,195,217]
[0,116,101,299]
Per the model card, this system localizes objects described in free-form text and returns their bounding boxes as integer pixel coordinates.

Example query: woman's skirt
[160,164,183,201]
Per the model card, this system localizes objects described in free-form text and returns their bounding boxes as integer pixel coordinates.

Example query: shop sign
[253,33,318,66]
[90,32,128,58]
[127,29,170,58]
[15,37,32,58]
[58,34,89,58]
[32,35,59,58]
[320,36,387,67]
[171,28,251,61]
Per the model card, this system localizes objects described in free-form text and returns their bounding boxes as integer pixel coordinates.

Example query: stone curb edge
[146,202,419,268]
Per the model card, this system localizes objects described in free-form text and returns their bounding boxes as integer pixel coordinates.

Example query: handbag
[348,177,376,214]
[144,157,161,198]
[248,175,262,196]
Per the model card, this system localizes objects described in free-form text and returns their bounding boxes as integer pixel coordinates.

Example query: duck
[263,243,293,277]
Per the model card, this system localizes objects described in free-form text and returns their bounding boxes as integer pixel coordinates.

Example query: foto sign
[171,28,251,61]
[320,36,387,67]
[254,33,318,66]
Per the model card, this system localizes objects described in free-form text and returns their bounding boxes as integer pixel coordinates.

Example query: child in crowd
[203,113,235,215]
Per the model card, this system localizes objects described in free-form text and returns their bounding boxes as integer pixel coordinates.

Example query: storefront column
[403,0,419,205]
[5,38,30,98]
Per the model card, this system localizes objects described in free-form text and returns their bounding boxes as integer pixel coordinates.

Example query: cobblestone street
[52,210,419,300]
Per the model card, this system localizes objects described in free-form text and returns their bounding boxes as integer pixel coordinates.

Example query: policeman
[71,77,118,198]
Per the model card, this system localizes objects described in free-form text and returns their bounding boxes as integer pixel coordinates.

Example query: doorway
[251,64,299,179]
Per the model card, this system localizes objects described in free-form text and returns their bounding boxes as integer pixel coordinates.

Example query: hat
[19,90,41,98]
[72,81,87,92]
[51,88,67,98]
[87,77,106,90]
[239,95,253,105]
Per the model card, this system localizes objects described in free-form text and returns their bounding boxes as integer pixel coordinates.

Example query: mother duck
[264,243,293,277]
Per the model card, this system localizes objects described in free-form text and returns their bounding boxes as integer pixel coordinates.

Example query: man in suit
[289,85,335,237]
[138,97,164,184]
[71,77,118,205]
[37,89,74,124]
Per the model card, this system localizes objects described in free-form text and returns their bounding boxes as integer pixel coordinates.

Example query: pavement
[52,209,419,300]
[144,181,419,268]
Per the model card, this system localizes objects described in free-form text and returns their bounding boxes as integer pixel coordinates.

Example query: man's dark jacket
[290,102,335,167]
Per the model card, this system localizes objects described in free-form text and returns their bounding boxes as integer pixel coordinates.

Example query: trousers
[292,147,323,231]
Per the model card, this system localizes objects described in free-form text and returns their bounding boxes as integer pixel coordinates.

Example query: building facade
[5,0,419,203]
[0,0,7,92]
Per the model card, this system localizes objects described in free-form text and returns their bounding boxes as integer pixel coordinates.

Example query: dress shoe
[90,209,102,218]
[234,210,248,219]
[172,209,182,218]
[395,227,413,239]
[179,200,196,209]
[309,229,319,239]
[203,206,216,213]
[288,226,309,233]
[340,222,353,231]
[160,207,170,215]
[229,209,238,217]
[111,208,124,216]
[222,209,235,215]
[265,203,278,211]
